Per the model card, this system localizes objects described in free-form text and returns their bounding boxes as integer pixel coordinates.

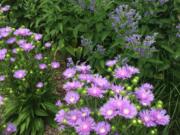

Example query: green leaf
[35,108,48,117]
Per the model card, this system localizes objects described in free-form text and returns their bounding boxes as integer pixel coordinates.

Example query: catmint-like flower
[63,81,83,91]
[114,65,139,79]
[36,82,44,88]
[14,28,32,36]
[63,68,76,79]
[106,60,117,67]
[5,123,17,134]
[111,84,124,94]
[34,33,42,41]
[78,74,93,83]
[100,103,117,120]
[0,48,7,60]
[91,75,110,89]
[94,121,111,135]
[39,63,47,70]
[150,109,170,126]
[139,110,156,127]
[0,75,5,81]
[0,95,4,105]
[13,70,26,79]
[35,53,43,60]
[10,57,16,62]
[55,109,66,124]
[19,42,35,52]
[51,61,60,69]
[64,91,80,104]
[75,117,95,135]
[87,85,105,98]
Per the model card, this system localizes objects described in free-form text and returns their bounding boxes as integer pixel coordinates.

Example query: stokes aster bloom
[0,27,12,38]
[75,117,95,135]
[51,61,60,69]
[36,82,44,88]
[14,28,32,36]
[63,68,76,79]
[76,64,91,74]
[13,70,26,79]
[64,91,80,104]
[55,100,63,107]
[114,65,139,79]
[44,42,52,48]
[0,48,7,60]
[0,75,5,81]
[66,109,81,126]
[34,33,42,41]
[0,95,4,105]
[39,63,47,70]
[19,42,35,52]
[111,84,124,94]
[100,103,117,120]
[5,123,17,134]
[6,37,16,44]
[139,110,156,127]
[91,75,110,89]
[87,85,105,98]
[63,81,83,91]
[106,60,117,67]
[35,53,43,60]
[55,109,66,124]
[94,121,111,135]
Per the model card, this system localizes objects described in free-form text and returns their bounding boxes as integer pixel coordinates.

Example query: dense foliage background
[0,0,180,134]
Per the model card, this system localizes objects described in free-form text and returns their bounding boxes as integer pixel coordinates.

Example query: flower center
[123,108,130,115]
[107,109,113,115]
[99,127,106,133]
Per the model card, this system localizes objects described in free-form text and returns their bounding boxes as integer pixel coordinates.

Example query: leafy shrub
[0,26,60,135]
[55,62,170,135]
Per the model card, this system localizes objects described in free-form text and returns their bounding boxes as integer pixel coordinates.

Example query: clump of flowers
[0,26,60,134]
[125,33,157,57]
[0,4,10,13]
[55,62,170,135]
[110,4,141,37]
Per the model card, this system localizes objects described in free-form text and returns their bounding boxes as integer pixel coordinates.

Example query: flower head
[5,123,17,134]
[13,70,26,79]
[63,81,83,91]
[94,121,111,135]
[0,75,5,81]
[0,48,7,60]
[51,61,60,69]
[63,68,76,79]
[55,109,66,124]
[14,28,32,36]
[36,82,44,88]
[0,95,4,105]
[139,110,156,127]
[87,85,105,98]
[64,91,80,104]
[106,60,117,67]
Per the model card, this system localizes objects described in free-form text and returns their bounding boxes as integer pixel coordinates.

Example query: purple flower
[10,57,16,62]
[100,103,117,120]
[64,91,80,104]
[0,95,4,105]
[75,117,95,135]
[106,60,117,67]
[55,109,66,124]
[1,5,10,12]
[0,48,7,60]
[51,61,60,69]
[13,70,26,79]
[34,33,42,41]
[66,109,81,126]
[150,109,170,126]
[19,42,35,52]
[5,123,17,134]
[63,68,76,79]
[114,65,139,79]
[78,74,93,83]
[0,27,12,38]
[55,100,63,107]
[87,85,105,98]
[0,75,5,82]
[91,75,110,89]
[80,107,91,118]
[63,81,83,91]
[14,28,32,36]
[135,85,154,106]
[39,63,47,70]
[94,122,111,135]
[6,37,16,44]
[139,110,156,127]
[35,53,43,60]
[36,82,44,88]
[76,64,91,74]
[111,84,124,94]
[44,42,52,48]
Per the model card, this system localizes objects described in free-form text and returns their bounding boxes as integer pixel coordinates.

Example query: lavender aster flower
[63,81,83,91]
[0,75,5,81]
[55,109,66,124]
[87,85,105,98]
[39,63,47,70]
[63,68,76,79]
[51,61,60,69]
[111,84,124,94]
[19,42,35,52]
[150,109,170,126]
[100,103,117,120]
[78,74,93,83]
[44,42,52,48]
[94,121,111,135]
[14,28,32,36]
[5,123,17,134]
[0,48,7,60]
[80,107,91,118]
[1,5,10,12]
[0,27,12,38]
[0,95,4,105]
[76,64,91,74]
[139,110,156,127]
[66,109,81,126]
[34,33,42,41]
[55,100,63,107]
[10,57,16,63]
[106,60,117,67]
[75,117,95,135]
[35,53,43,60]
[13,70,26,79]
[64,91,80,104]
[6,37,16,44]
[91,75,110,89]
[36,82,44,88]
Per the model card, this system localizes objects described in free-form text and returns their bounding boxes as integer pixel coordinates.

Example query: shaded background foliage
[1,0,180,134]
